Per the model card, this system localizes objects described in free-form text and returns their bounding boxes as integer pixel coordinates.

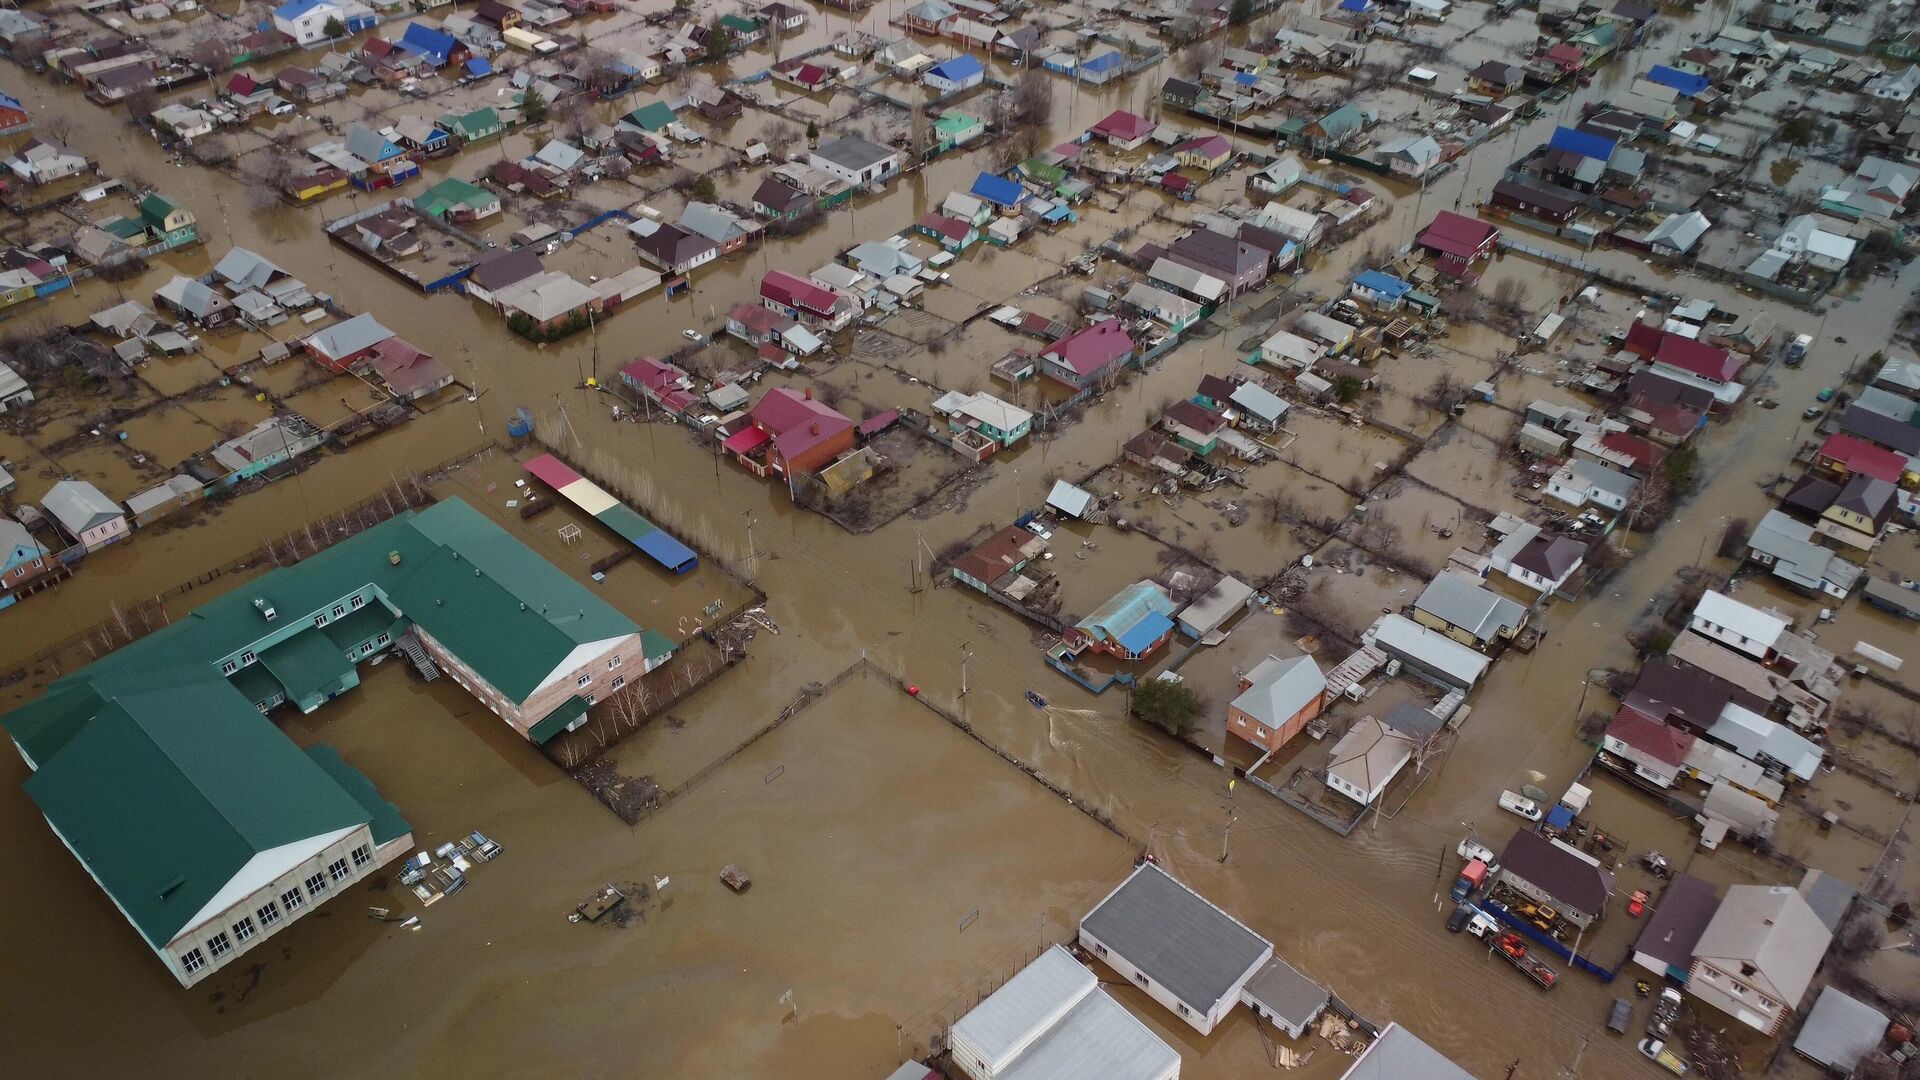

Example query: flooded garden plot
[281,371,393,431]
[1273,408,1407,494]
[1401,420,1536,523]
[130,349,231,397]
[109,399,230,465]
[1367,342,1499,436]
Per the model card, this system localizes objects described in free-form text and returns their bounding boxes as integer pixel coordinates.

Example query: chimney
[804,386,813,399]
[810,421,820,435]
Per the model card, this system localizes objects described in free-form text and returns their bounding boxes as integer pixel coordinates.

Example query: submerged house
[1069,580,1179,661]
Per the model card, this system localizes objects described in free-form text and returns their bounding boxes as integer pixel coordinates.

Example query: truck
[1493,930,1557,989]
[1607,998,1632,1035]
[1499,790,1544,821]
[1639,1038,1688,1074]
[1450,858,1490,902]
[1457,837,1499,870]
[1648,987,1682,1040]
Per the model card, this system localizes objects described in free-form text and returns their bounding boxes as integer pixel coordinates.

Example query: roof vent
[389,550,401,566]
[474,567,481,577]
[520,603,527,611]
[436,598,443,606]
[159,875,185,899]
[252,598,277,621]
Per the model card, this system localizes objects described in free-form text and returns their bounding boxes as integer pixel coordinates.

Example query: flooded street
[4,0,1920,1075]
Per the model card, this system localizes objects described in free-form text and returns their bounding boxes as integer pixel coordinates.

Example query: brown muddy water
[3,0,1919,1074]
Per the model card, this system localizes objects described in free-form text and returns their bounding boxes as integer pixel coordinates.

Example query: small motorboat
[1026,691,1048,709]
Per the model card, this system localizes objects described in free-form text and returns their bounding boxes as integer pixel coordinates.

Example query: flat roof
[1081,862,1271,1016]
[1341,1023,1475,1080]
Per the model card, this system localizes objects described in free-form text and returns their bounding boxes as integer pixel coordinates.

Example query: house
[1088,110,1156,151]
[155,277,237,329]
[475,0,522,29]
[1296,103,1371,153]
[1175,574,1253,640]
[1688,885,1831,1034]
[1349,270,1414,309]
[1468,60,1524,93]
[439,107,503,145]
[810,136,901,186]
[969,171,1024,214]
[1039,320,1134,389]
[1690,590,1786,663]
[0,360,30,412]
[1257,329,1324,371]
[1161,399,1225,455]
[761,269,858,332]
[1602,707,1696,787]
[1545,457,1637,513]
[306,313,394,371]
[1079,861,1272,1036]
[1070,580,1179,661]
[0,88,29,132]
[761,2,807,31]
[1812,432,1908,486]
[274,0,344,46]
[949,524,1047,593]
[936,391,1032,447]
[735,388,855,476]
[1366,614,1491,690]
[1771,214,1856,274]
[1841,405,1920,458]
[397,23,463,67]
[1411,572,1527,651]
[463,248,543,309]
[42,479,129,552]
[415,177,499,224]
[619,356,694,407]
[1324,716,1416,806]
[1645,211,1712,256]
[1498,531,1587,594]
[494,272,601,333]
[676,203,753,256]
[1,518,53,601]
[1794,987,1890,1075]
[932,109,985,151]
[1148,258,1228,310]
[1632,875,1721,983]
[0,497,673,984]
[1340,1024,1476,1080]
[1167,230,1267,296]
[1490,178,1584,228]
[7,138,89,185]
[1173,134,1233,173]
[1746,510,1861,598]
[947,945,1180,1080]
[1249,155,1303,195]
[1818,474,1897,549]
[1374,135,1442,179]
[1415,211,1499,272]
[752,176,814,221]
[1227,655,1325,752]
[363,338,452,402]
[630,223,719,275]
[1495,828,1612,928]
[915,212,977,251]
[923,54,983,93]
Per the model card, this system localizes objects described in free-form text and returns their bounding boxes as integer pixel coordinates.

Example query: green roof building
[1,497,671,987]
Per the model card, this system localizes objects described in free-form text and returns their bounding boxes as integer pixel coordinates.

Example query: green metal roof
[307,745,410,846]
[139,193,179,228]
[260,626,354,706]
[416,177,495,219]
[228,660,287,708]
[625,101,676,131]
[22,686,373,949]
[719,13,759,31]
[640,628,678,662]
[527,695,589,744]
[321,604,396,652]
[103,217,145,240]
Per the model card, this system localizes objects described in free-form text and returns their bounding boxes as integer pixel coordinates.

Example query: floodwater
[3,0,1920,1075]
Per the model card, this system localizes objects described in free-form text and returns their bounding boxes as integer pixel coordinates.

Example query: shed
[1367,614,1490,689]
[1046,480,1094,519]
[1794,987,1887,1073]
[1239,955,1327,1039]
[1631,874,1719,982]
[1177,575,1254,640]
[1342,1024,1476,1080]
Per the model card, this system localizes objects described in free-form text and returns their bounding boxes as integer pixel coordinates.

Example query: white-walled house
[273,0,344,46]
[1080,861,1272,1035]
[1689,590,1786,663]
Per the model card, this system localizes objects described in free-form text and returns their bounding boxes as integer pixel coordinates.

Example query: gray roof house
[947,944,1179,1080]
[305,312,394,365]
[1630,874,1719,982]
[1412,572,1527,650]
[1340,1023,1475,1080]
[1080,861,1273,1035]
[211,247,285,291]
[1241,955,1328,1039]
[154,276,235,326]
[1228,653,1324,730]
[809,135,900,184]
[1793,986,1887,1074]
[1746,510,1861,599]
[1689,884,1831,1035]
[43,479,126,537]
[1495,827,1613,928]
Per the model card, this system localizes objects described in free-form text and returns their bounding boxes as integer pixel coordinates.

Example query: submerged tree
[1131,680,1203,736]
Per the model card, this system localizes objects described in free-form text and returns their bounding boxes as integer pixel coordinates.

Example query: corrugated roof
[1341,1023,1476,1080]
[1694,885,1830,1005]
[1081,862,1271,1015]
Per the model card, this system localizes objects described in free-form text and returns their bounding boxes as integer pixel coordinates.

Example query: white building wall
[1688,613,1770,659]
[1687,960,1785,1033]
[1079,926,1221,1034]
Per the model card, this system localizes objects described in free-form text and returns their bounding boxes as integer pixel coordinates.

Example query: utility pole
[742,509,758,585]
[1218,778,1237,863]
[1562,1035,1588,1078]
[958,640,971,696]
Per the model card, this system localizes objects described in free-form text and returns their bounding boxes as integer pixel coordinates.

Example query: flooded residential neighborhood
[2,0,1920,1076]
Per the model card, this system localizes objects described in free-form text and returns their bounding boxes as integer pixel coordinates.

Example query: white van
[1499,790,1543,822]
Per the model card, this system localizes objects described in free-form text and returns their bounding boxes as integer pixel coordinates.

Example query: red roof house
[1415,211,1500,268]
[620,355,692,403]
[1816,432,1908,484]
[737,387,855,476]
[1089,109,1157,149]
[1622,320,1664,359]
[760,269,854,329]
[1537,42,1585,73]
[1039,320,1135,389]
[1598,431,1669,473]
[1603,706,1696,785]
[1653,335,1742,384]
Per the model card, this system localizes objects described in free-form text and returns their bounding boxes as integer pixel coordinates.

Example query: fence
[1477,897,1618,981]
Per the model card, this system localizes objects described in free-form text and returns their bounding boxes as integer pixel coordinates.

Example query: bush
[1131,679,1202,737]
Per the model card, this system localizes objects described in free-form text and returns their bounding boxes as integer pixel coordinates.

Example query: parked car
[1499,790,1544,822]
[1457,837,1500,871]
[1607,998,1632,1035]
[1648,987,1682,1039]
[1447,904,1474,933]
[1803,406,1823,420]
[682,329,705,342]
[1639,1038,1688,1074]
[1817,386,1835,402]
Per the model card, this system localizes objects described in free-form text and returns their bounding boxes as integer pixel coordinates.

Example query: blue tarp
[1233,71,1256,86]
[1116,610,1175,656]
[465,57,494,78]
[1645,64,1710,98]
[1082,50,1122,73]
[1546,804,1574,829]
[970,171,1025,208]
[927,54,984,83]
[634,529,699,575]
[1352,269,1412,299]
[1548,125,1617,162]
[1338,0,1372,10]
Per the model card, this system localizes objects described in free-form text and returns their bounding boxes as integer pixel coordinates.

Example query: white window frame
[257,900,281,926]
[328,857,350,883]
[281,887,304,911]
[332,604,346,618]
[376,632,390,647]
[349,594,364,610]
[233,915,256,942]
[241,650,255,664]
[304,871,328,897]
[314,613,328,627]
[182,948,206,974]
[351,844,372,868]
[222,660,239,676]
[207,931,232,958]
[610,675,625,691]
[607,655,623,670]
[576,672,592,687]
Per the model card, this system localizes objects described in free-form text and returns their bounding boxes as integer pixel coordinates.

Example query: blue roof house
[398,24,460,67]
[1073,580,1180,660]
[1079,51,1124,85]
[970,171,1026,213]
[925,54,985,94]
[1548,125,1617,162]
[1350,269,1413,309]
[1645,65,1710,98]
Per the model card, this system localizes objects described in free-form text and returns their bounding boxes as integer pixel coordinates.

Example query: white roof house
[947,944,1180,1080]
[1690,885,1832,1035]
[1366,613,1491,689]
[1257,329,1325,370]
[1340,1023,1476,1080]
[1708,702,1822,782]
[1080,861,1272,1035]
[1413,572,1526,649]
[42,479,126,536]
[1545,457,1637,513]
[1690,590,1787,661]
[1046,480,1095,519]
[1177,575,1255,640]
[1746,510,1861,599]
[1148,257,1226,303]
[1229,653,1324,729]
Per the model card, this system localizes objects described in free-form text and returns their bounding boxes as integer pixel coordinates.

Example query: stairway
[396,631,440,683]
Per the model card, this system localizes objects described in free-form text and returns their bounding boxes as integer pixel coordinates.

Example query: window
[1132,973,1149,988]
[350,595,364,610]
[181,948,206,974]
[328,857,350,883]
[585,693,596,706]
[304,872,327,898]
[241,650,255,665]
[576,672,592,687]
[352,844,372,869]
[233,916,256,943]
[1092,942,1107,957]
[1739,963,1757,978]
[222,660,239,676]
[376,632,390,647]
[1176,1003,1191,1018]
[332,604,346,618]
[314,613,328,627]
[281,887,304,912]
[610,675,625,691]
[607,655,623,671]
[257,900,281,927]
[207,931,232,958]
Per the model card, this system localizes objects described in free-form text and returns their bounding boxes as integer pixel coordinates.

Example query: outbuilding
[1079,861,1272,1036]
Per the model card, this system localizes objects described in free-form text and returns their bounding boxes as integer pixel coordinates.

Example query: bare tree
[1179,38,1224,79]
